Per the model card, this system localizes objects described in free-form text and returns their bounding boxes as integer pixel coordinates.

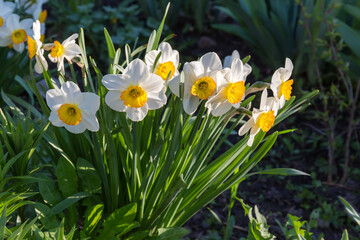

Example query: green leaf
[153,3,170,50]
[156,227,190,240]
[84,204,104,235]
[0,207,6,240]
[125,230,149,240]
[104,28,116,62]
[341,229,349,240]
[57,157,78,197]
[249,168,310,177]
[34,202,59,230]
[52,192,90,214]
[38,179,62,206]
[335,19,360,59]
[77,158,101,193]
[339,197,360,226]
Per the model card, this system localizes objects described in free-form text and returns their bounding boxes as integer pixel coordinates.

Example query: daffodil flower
[0,0,15,30]
[44,34,81,75]
[270,58,294,110]
[206,58,252,116]
[145,42,179,81]
[27,20,47,73]
[238,89,277,147]
[46,81,100,134]
[0,14,33,53]
[169,52,222,115]
[102,59,166,122]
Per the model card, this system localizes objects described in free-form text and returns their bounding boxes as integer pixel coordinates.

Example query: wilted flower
[169,52,222,115]
[238,89,277,147]
[206,58,252,116]
[102,59,167,122]
[46,81,100,134]
[0,14,33,53]
[270,58,294,110]
[44,33,81,75]
[27,20,47,73]
[0,0,15,29]
[145,42,179,81]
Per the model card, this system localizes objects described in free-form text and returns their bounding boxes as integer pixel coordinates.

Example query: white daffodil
[223,50,240,68]
[0,14,33,53]
[270,58,294,110]
[0,0,15,30]
[102,59,166,122]
[145,42,179,82]
[238,89,277,147]
[27,20,47,73]
[206,58,252,116]
[44,34,81,75]
[169,52,222,115]
[46,81,100,134]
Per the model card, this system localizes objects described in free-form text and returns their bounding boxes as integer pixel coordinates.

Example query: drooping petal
[79,92,100,114]
[140,73,163,93]
[34,55,48,73]
[168,75,180,96]
[126,105,148,122]
[124,59,149,85]
[0,35,12,46]
[102,74,131,91]
[61,81,82,104]
[13,43,24,53]
[183,94,199,115]
[46,88,66,110]
[65,122,86,134]
[247,126,261,147]
[260,88,268,110]
[82,113,99,132]
[200,52,222,73]
[238,118,254,136]
[63,43,81,61]
[105,90,126,112]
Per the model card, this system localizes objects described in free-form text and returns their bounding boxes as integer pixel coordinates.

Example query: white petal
[260,89,268,110]
[82,113,99,132]
[238,118,254,136]
[230,58,244,82]
[223,55,231,69]
[102,74,131,91]
[105,90,126,112]
[34,55,48,73]
[279,95,286,109]
[184,61,205,83]
[20,18,33,31]
[147,91,167,110]
[61,81,82,104]
[168,75,180,96]
[215,69,229,90]
[62,33,78,46]
[140,73,163,93]
[200,52,222,73]
[126,105,148,122]
[13,43,24,53]
[6,14,20,30]
[183,94,199,115]
[46,88,65,110]
[144,50,160,71]
[205,89,228,116]
[124,59,149,85]
[0,35,11,46]
[79,92,100,114]
[64,43,81,61]
[49,110,65,127]
[65,122,86,134]
[210,101,232,117]
[247,126,261,147]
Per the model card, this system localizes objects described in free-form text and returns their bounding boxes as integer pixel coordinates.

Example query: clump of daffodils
[42,41,294,142]
[0,0,48,53]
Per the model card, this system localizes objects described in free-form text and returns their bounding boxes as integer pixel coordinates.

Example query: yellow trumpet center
[11,29,27,44]
[257,111,275,132]
[39,10,47,23]
[58,103,82,126]
[27,36,36,59]
[120,86,147,108]
[50,41,64,58]
[155,61,175,80]
[278,79,293,100]
[0,17,3,28]
[224,81,245,104]
[191,76,216,100]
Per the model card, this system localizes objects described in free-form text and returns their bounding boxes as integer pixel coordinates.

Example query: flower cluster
[0,0,47,53]
[45,42,294,145]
